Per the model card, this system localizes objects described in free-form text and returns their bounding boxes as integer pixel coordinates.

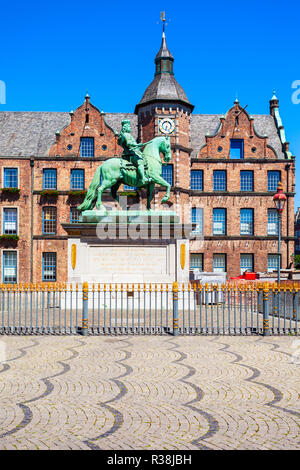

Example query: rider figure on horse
[117,119,151,187]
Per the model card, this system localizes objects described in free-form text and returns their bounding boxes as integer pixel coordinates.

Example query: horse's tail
[77,165,102,212]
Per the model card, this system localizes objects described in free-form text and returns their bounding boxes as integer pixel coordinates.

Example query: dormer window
[80,137,94,157]
[230,139,244,159]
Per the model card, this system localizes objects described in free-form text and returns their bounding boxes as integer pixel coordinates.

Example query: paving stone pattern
[0,336,299,450]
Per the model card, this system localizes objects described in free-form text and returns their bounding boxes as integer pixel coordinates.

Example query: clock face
[159,118,175,135]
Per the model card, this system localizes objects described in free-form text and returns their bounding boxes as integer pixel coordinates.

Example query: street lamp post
[273,182,287,284]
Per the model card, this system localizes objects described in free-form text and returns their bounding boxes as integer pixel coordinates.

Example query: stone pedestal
[62,210,194,285]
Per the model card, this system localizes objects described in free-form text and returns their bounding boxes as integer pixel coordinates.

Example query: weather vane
[158,11,170,32]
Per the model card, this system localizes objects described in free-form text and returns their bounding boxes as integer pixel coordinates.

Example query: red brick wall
[190,239,289,276]
[48,98,120,158]
[0,159,32,284]
[138,100,295,278]
[199,103,277,160]
[0,97,295,283]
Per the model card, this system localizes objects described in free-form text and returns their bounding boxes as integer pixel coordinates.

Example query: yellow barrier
[0,281,299,292]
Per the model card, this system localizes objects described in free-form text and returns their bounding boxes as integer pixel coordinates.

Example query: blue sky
[0,0,299,208]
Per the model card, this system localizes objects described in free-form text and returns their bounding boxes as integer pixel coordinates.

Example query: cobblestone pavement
[0,335,299,450]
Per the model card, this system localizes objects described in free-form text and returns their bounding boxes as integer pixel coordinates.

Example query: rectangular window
[70,207,80,223]
[268,254,280,272]
[213,170,226,191]
[240,171,254,191]
[3,168,18,188]
[267,209,278,235]
[213,254,226,273]
[71,169,84,190]
[80,137,94,157]
[3,251,17,283]
[213,208,226,235]
[240,209,254,235]
[190,170,203,190]
[191,208,203,234]
[230,139,244,159]
[190,254,203,271]
[240,254,254,274]
[43,169,57,190]
[3,208,17,234]
[162,164,173,186]
[43,253,57,281]
[268,171,281,192]
[43,207,56,234]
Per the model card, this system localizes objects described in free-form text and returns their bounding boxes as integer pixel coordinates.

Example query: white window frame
[190,253,203,271]
[240,254,254,274]
[1,249,19,283]
[2,206,19,235]
[213,254,226,273]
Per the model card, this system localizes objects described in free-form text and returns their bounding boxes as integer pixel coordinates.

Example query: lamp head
[273,182,287,212]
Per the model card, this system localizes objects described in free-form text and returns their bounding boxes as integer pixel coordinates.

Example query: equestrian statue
[77,119,172,212]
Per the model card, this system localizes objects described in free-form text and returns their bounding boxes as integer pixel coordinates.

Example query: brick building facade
[0,31,296,283]
[295,208,300,255]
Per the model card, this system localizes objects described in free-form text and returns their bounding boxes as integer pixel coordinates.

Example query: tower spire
[155,12,174,76]
[134,15,193,113]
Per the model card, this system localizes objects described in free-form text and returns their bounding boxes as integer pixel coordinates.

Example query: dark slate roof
[252,114,284,159]
[0,111,284,159]
[137,73,192,108]
[0,112,137,156]
[190,115,221,157]
[190,114,285,159]
[0,112,70,156]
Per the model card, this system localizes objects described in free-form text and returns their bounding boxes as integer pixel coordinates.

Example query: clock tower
[134,25,194,215]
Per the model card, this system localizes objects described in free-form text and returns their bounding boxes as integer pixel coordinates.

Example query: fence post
[82,282,89,336]
[172,281,179,336]
[263,284,270,336]
[257,284,263,314]
[272,285,278,332]
[293,286,298,335]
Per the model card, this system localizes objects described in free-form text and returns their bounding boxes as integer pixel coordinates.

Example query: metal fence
[0,282,299,336]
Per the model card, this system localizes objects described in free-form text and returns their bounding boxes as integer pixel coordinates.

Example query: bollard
[172,281,179,336]
[263,284,270,336]
[82,282,89,336]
